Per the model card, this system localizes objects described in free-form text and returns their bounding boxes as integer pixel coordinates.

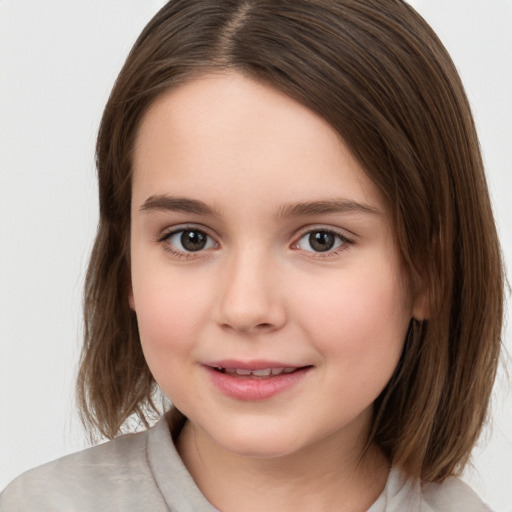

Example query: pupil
[309,231,334,252]
[181,230,207,251]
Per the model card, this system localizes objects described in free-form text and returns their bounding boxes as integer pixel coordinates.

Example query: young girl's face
[129,73,419,459]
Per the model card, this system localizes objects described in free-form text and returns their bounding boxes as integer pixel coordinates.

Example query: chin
[207,420,304,459]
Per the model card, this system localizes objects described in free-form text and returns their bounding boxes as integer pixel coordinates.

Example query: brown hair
[77,0,504,482]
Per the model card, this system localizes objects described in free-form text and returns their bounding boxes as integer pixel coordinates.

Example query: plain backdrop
[1,1,511,510]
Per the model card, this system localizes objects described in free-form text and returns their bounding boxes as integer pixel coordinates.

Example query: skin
[129,72,423,511]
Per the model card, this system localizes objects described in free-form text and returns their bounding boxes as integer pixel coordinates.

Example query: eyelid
[158,223,218,241]
[291,225,355,256]
[293,224,355,243]
[157,223,219,258]
[155,223,354,260]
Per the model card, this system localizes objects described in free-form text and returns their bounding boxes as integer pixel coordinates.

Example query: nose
[214,247,287,334]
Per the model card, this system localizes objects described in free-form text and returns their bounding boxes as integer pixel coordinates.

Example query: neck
[176,418,390,512]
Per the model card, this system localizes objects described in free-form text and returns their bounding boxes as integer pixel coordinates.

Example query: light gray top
[0,413,492,511]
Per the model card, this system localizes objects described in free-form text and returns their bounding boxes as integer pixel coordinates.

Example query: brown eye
[297,230,346,253]
[181,230,207,251]
[167,229,215,252]
[309,231,335,252]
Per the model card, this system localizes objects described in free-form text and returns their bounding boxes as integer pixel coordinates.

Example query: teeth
[252,368,272,377]
[234,368,252,376]
[222,367,297,377]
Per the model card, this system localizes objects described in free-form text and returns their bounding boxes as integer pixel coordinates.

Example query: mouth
[204,362,312,400]
[210,366,302,378]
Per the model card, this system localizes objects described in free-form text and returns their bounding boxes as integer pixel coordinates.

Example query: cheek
[131,270,216,404]
[293,264,412,369]
[296,269,412,425]
[132,271,209,366]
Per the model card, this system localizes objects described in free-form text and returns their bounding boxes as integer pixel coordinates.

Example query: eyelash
[158,224,217,260]
[293,227,353,259]
[157,225,354,260]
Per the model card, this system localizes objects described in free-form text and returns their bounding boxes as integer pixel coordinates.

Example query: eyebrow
[276,198,382,218]
[139,195,221,216]
[139,194,382,218]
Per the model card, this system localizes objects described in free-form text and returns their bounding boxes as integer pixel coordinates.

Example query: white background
[0,1,511,510]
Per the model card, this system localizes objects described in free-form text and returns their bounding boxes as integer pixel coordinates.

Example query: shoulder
[422,476,493,512]
[373,467,493,512]
[0,428,167,512]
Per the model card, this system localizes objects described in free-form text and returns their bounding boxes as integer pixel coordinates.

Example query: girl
[1,1,504,510]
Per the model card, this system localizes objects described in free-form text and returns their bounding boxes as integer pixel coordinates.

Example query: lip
[204,360,312,401]
[206,359,301,371]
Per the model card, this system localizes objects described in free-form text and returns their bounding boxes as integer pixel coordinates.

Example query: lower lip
[205,366,311,401]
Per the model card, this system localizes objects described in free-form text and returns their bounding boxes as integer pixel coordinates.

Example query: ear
[127,281,135,311]
[412,284,428,321]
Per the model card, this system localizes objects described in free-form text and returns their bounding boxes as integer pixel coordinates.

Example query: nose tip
[214,255,286,334]
[217,296,286,334]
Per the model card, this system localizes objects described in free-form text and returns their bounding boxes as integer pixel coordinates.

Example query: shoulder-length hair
[77,0,504,482]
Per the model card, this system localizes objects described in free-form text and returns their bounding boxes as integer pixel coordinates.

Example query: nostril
[220,321,276,333]
[215,291,287,332]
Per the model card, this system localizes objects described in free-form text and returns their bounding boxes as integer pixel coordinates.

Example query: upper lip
[205,360,305,371]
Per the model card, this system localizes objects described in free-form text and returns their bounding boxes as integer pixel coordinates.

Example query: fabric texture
[0,412,492,511]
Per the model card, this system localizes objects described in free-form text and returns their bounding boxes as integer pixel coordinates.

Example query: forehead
[131,72,385,215]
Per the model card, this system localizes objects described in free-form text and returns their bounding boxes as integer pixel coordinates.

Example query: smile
[213,367,298,378]
[205,362,312,400]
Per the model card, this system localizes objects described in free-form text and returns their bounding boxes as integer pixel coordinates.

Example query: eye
[296,230,348,253]
[166,229,216,253]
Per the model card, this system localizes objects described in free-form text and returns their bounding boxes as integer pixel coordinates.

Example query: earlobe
[128,282,136,311]
[412,288,428,321]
